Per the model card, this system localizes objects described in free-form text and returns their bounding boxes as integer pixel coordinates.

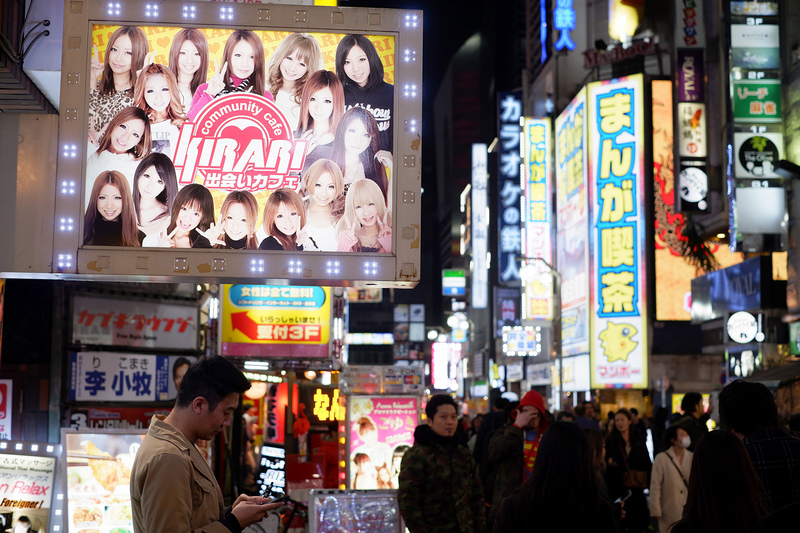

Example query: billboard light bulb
[326,260,341,275]
[250,258,265,273]
[182,5,196,19]
[403,84,418,98]
[403,49,417,62]
[106,2,121,16]
[404,14,419,28]
[61,180,76,195]
[57,253,73,270]
[62,144,78,158]
[59,217,74,232]
[363,260,378,276]
[220,6,234,20]
[145,4,159,17]
[287,259,303,274]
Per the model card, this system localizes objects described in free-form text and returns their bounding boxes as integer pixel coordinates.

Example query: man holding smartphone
[486,390,550,527]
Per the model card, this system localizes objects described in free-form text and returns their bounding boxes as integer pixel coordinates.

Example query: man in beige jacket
[131,356,281,532]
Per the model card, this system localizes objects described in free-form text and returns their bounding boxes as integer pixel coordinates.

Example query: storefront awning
[744,361,800,388]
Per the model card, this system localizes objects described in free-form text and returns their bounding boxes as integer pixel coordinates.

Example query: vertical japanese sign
[348,396,418,490]
[588,75,648,389]
[472,144,489,309]
[674,0,708,212]
[69,352,170,401]
[556,88,590,355]
[0,453,56,531]
[553,0,577,51]
[0,380,11,439]
[220,285,331,358]
[498,91,523,285]
[522,118,553,320]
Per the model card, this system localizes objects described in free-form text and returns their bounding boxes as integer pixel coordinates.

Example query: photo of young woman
[167,28,210,116]
[332,107,391,204]
[85,106,152,209]
[335,34,394,152]
[142,183,215,248]
[296,70,345,173]
[133,63,186,160]
[299,159,344,252]
[259,188,308,251]
[84,171,142,247]
[132,152,178,237]
[193,190,259,249]
[336,179,392,253]
[187,30,272,121]
[89,26,149,144]
[267,33,324,131]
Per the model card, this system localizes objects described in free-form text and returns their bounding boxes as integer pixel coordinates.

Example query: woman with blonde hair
[336,179,391,253]
[133,63,186,159]
[193,190,259,249]
[267,33,324,131]
[300,159,344,251]
[84,171,142,247]
[167,28,210,115]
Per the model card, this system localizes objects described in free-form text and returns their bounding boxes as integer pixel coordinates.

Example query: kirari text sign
[220,284,331,358]
[587,74,648,389]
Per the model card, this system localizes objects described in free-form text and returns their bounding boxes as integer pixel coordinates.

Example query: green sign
[732,80,781,123]
[790,322,800,356]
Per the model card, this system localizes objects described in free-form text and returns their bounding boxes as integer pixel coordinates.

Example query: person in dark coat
[605,408,651,533]
[493,421,616,533]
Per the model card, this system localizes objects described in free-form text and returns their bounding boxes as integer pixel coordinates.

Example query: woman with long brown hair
[84,171,141,246]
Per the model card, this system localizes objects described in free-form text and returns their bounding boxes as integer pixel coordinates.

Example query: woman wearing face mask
[650,425,693,533]
[133,63,186,160]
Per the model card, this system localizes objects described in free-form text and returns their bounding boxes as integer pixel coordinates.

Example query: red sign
[174,94,308,191]
[231,312,323,342]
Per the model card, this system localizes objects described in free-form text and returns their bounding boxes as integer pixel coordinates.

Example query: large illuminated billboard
[53,2,422,286]
[587,74,648,389]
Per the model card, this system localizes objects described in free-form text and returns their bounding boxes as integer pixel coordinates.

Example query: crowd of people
[84,26,394,252]
[396,381,800,533]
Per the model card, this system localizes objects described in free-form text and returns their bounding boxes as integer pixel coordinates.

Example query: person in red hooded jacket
[486,390,550,527]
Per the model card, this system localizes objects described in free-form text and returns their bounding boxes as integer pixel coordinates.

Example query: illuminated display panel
[56,1,422,287]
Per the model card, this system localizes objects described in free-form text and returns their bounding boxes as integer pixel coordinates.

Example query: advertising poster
[66,407,172,430]
[0,380,10,440]
[348,396,418,490]
[675,0,706,48]
[732,80,781,123]
[497,91,523,284]
[0,453,56,532]
[676,102,707,158]
[733,132,783,179]
[69,352,189,402]
[63,431,145,533]
[72,295,199,350]
[472,143,488,309]
[220,284,331,358]
[494,287,521,336]
[555,88,590,356]
[83,24,396,255]
[730,24,780,70]
[522,118,553,321]
[587,75,648,389]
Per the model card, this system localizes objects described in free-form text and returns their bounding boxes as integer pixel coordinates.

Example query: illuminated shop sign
[521,118,553,321]
[553,0,576,51]
[675,0,706,48]
[587,74,648,389]
[501,326,544,356]
[220,284,331,359]
[497,91,523,285]
[54,2,422,286]
[472,144,488,309]
[555,88,590,355]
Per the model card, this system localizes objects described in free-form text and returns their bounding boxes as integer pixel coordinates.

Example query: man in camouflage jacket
[398,395,486,533]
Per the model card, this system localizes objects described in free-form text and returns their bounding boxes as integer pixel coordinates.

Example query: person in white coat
[650,424,693,533]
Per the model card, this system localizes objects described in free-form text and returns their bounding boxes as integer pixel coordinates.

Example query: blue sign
[554,0,577,51]
[691,256,777,322]
[498,91,523,285]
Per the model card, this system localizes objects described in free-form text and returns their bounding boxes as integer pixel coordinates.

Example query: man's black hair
[630,407,639,416]
[176,356,250,410]
[718,379,779,436]
[494,397,510,410]
[681,392,703,414]
[575,404,586,417]
[425,394,458,419]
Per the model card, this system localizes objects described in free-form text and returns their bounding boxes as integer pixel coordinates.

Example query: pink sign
[348,396,418,490]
